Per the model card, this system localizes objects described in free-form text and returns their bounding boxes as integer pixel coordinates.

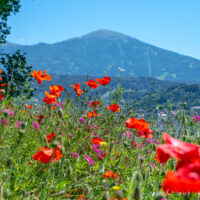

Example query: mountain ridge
[1,29,200,83]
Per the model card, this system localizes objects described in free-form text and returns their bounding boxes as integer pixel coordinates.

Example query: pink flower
[33,121,39,130]
[1,118,8,125]
[85,155,94,166]
[79,117,85,122]
[71,152,80,158]
[2,109,14,117]
[15,121,22,128]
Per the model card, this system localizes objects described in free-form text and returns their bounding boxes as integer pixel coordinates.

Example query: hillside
[1,30,200,83]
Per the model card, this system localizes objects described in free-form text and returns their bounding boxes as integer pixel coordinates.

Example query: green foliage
[0,0,20,44]
[0,50,35,99]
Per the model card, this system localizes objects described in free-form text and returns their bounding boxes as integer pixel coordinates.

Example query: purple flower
[71,152,80,158]
[2,109,14,117]
[122,130,133,139]
[1,118,8,125]
[147,150,152,154]
[148,162,155,168]
[15,121,22,128]
[193,115,200,123]
[93,125,99,130]
[146,139,152,144]
[85,155,94,166]
[32,121,39,130]
[68,133,72,138]
[79,117,85,122]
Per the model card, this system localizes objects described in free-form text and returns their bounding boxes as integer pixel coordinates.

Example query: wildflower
[43,91,58,104]
[31,69,51,84]
[107,104,120,112]
[84,79,99,89]
[71,152,80,158]
[33,121,39,130]
[90,100,101,108]
[155,133,200,168]
[93,125,99,130]
[49,85,64,97]
[26,105,32,109]
[85,155,94,166]
[103,171,118,180]
[122,130,133,139]
[68,133,72,138]
[118,67,126,72]
[15,121,22,128]
[96,76,111,85]
[0,93,4,100]
[70,83,83,96]
[193,115,200,123]
[112,186,120,190]
[46,132,56,143]
[37,114,45,124]
[87,110,99,118]
[2,109,14,117]
[163,162,200,193]
[33,145,63,164]
[91,138,104,145]
[79,117,85,122]
[1,118,8,125]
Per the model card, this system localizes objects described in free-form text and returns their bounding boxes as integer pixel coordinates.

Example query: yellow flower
[112,186,120,190]
[100,141,107,146]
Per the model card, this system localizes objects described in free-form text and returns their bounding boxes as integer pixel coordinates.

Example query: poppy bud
[154,192,166,200]
[133,186,141,200]
[50,141,60,149]
[21,122,26,130]
[102,191,110,200]
[66,165,72,175]
[5,158,12,168]
[3,188,10,199]
[58,108,64,118]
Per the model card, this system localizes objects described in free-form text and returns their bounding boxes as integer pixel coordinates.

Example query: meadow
[0,69,200,200]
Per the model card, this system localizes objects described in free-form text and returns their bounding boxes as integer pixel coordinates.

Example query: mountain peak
[82,29,127,40]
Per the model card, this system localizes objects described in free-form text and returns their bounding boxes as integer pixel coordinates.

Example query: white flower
[118,67,126,72]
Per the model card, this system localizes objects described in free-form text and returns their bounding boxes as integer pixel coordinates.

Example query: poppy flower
[107,104,120,112]
[43,91,58,104]
[26,105,32,109]
[87,110,99,118]
[91,138,104,145]
[70,83,83,96]
[37,114,45,124]
[33,145,63,164]
[162,162,200,193]
[49,85,64,97]
[155,133,200,167]
[46,132,56,143]
[103,171,113,179]
[96,76,111,85]
[31,69,51,84]
[84,79,99,89]
[0,83,5,87]
[90,100,101,108]
[0,93,4,100]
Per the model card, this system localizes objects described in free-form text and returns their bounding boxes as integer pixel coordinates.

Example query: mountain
[1,29,200,83]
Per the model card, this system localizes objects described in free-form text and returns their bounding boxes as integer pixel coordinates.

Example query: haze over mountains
[1,29,200,83]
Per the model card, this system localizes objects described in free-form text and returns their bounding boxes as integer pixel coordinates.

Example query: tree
[0,0,21,44]
[0,50,35,99]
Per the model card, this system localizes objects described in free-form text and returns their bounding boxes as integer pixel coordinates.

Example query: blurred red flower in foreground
[90,100,101,108]
[33,145,63,164]
[84,79,99,89]
[70,83,83,96]
[96,76,111,85]
[163,162,200,193]
[155,133,200,167]
[46,132,56,143]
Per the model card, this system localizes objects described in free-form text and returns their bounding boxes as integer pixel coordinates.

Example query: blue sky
[6,0,200,59]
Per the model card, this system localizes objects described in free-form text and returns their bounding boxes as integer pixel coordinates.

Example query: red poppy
[0,83,5,87]
[84,79,99,89]
[96,76,111,85]
[155,133,200,166]
[43,91,58,104]
[90,100,101,108]
[46,132,56,143]
[26,105,32,109]
[70,83,83,96]
[107,104,120,112]
[126,117,153,138]
[0,93,4,100]
[103,171,118,180]
[31,69,51,84]
[162,162,200,193]
[49,85,64,97]
[33,145,63,164]
[91,137,104,145]
[87,110,99,118]
[37,114,45,124]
